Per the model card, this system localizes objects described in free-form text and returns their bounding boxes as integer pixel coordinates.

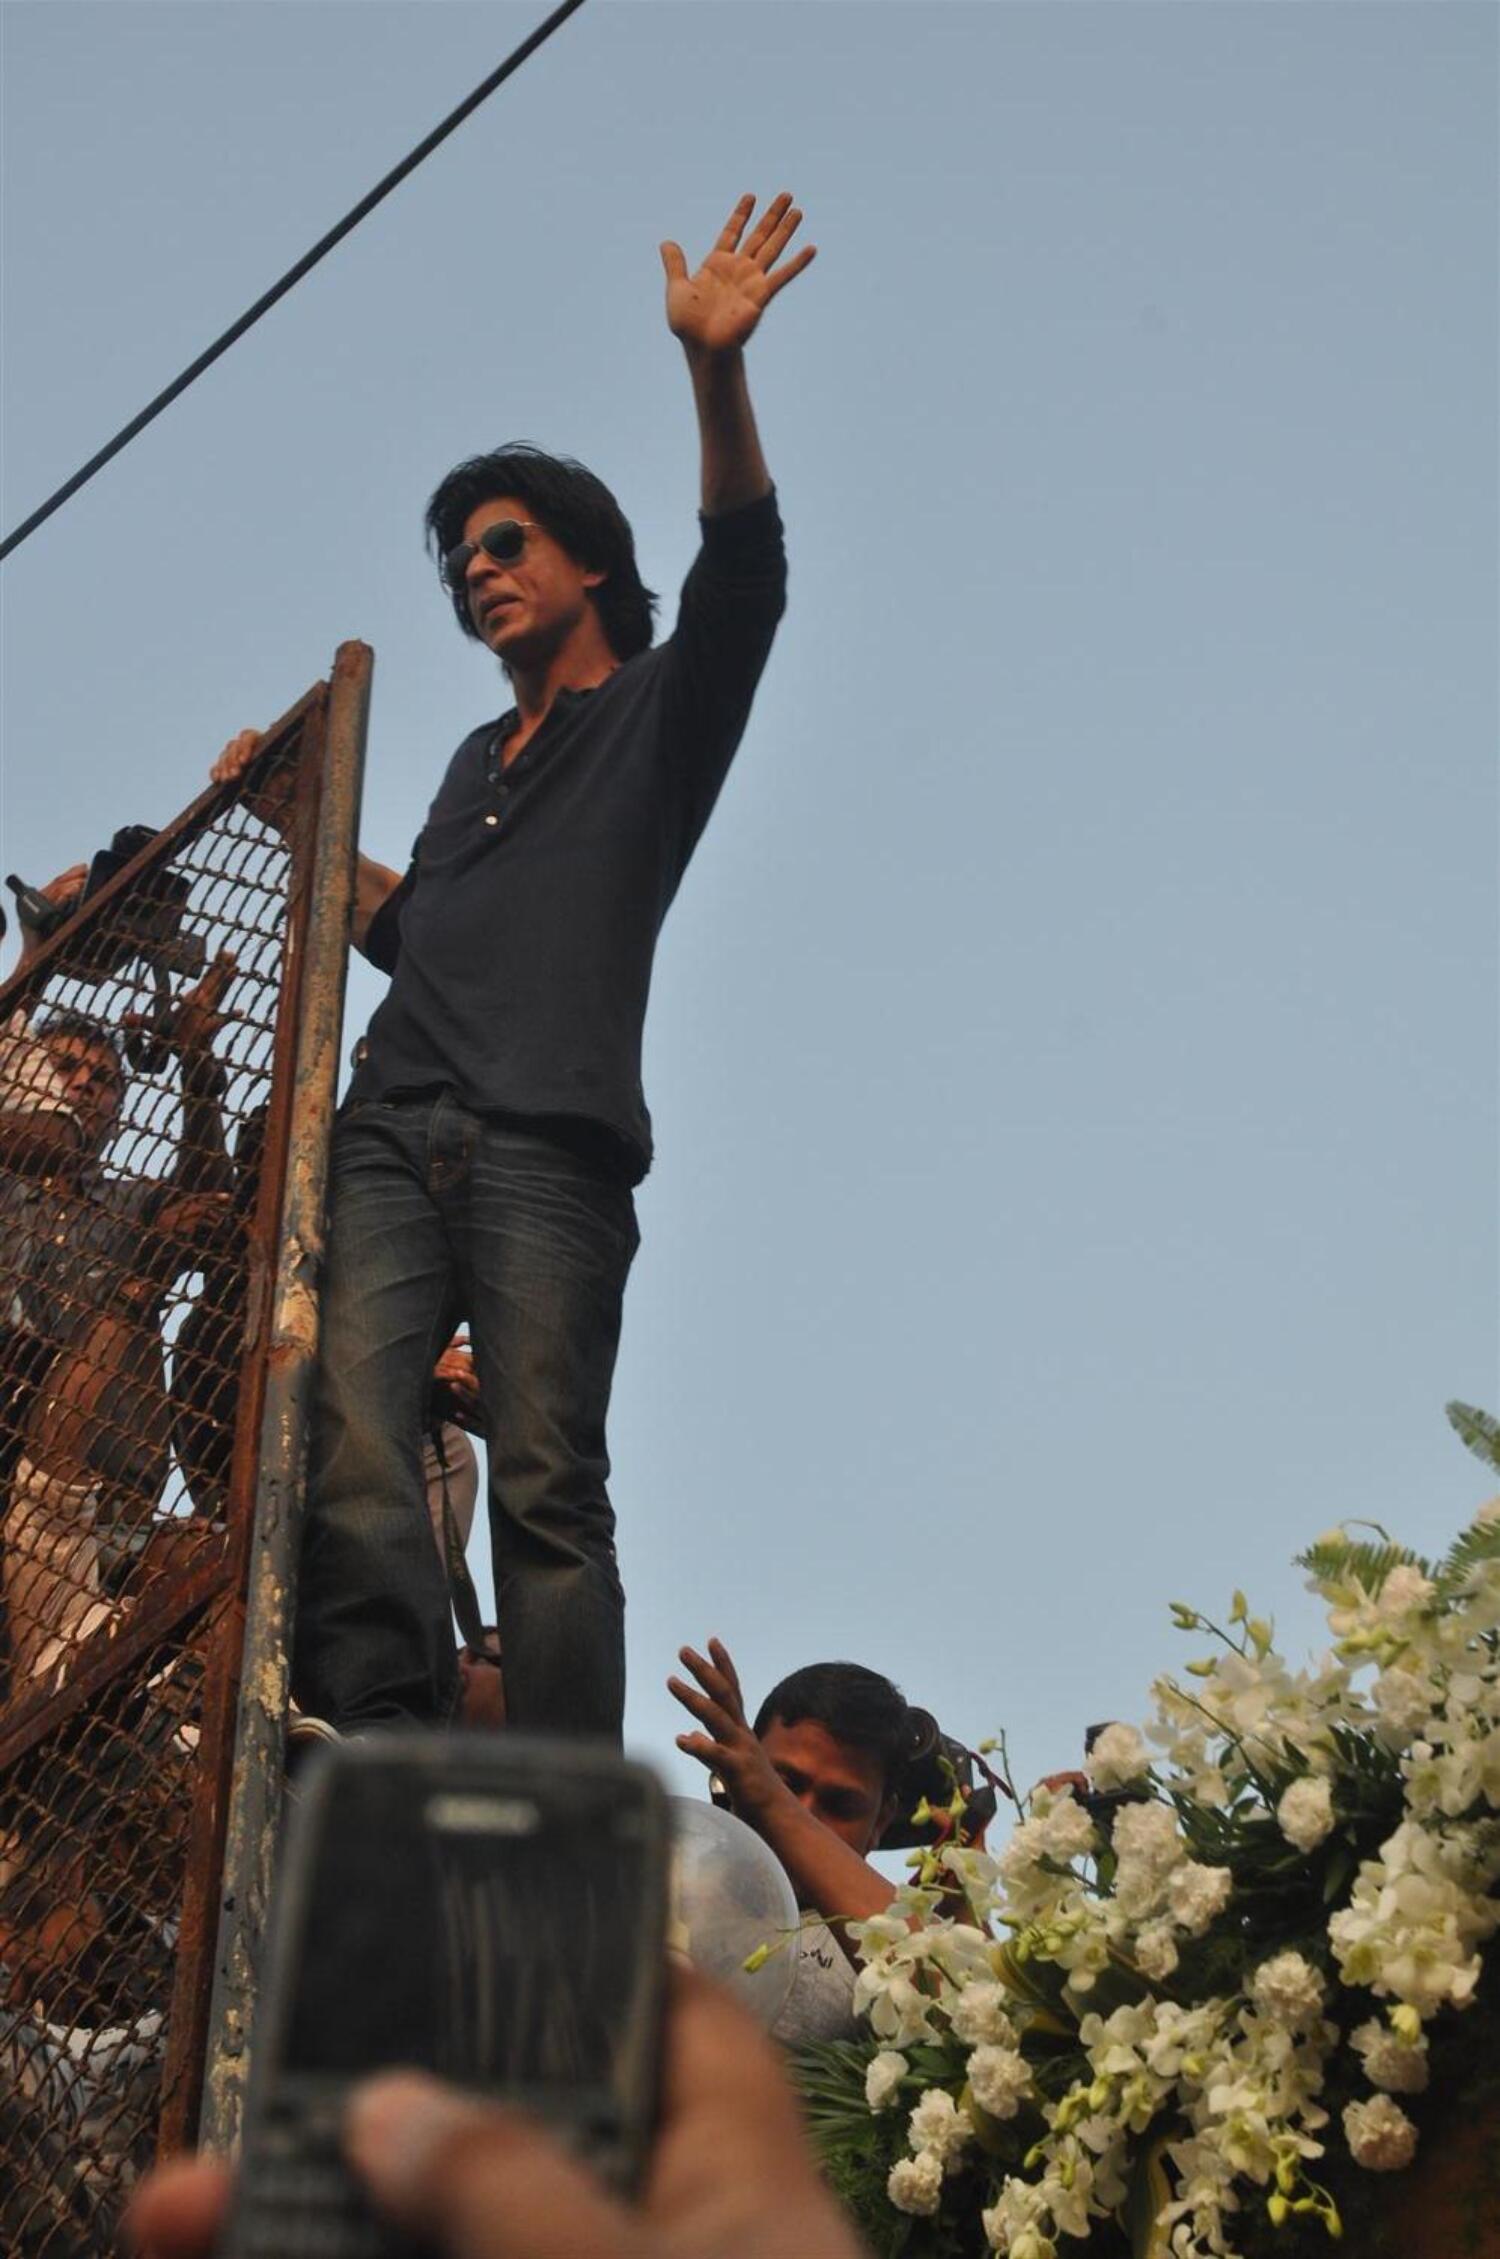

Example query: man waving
[216,192,815,1741]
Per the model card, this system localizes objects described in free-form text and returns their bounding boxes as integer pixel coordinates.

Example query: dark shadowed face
[42,1032,124,1151]
[757,1717,897,1857]
[459,496,604,665]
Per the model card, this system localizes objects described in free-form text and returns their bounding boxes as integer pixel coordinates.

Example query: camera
[877,1707,1001,1849]
[7,824,205,985]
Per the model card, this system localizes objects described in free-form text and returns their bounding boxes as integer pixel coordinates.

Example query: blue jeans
[292,1094,638,1737]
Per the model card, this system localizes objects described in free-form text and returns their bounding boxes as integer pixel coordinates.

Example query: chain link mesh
[0,706,324,2253]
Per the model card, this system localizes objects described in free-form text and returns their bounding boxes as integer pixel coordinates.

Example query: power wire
[0,0,589,565]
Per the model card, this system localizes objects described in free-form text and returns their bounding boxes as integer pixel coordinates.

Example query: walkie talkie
[4,872,67,943]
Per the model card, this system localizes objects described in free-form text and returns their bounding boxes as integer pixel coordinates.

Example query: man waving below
[216,192,815,1742]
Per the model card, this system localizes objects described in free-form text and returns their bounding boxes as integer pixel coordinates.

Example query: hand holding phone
[128,1969,865,2259]
[217,1735,669,2259]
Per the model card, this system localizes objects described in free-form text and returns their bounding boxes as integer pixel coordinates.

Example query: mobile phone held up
[220,1735,670,2259]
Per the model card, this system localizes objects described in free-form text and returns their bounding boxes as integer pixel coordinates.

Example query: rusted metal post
[198,641,371,2148]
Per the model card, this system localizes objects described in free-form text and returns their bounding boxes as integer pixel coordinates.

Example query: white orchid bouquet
[792,1404,1500,2259]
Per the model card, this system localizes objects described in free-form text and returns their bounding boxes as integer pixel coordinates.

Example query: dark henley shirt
[350,488,786,1183]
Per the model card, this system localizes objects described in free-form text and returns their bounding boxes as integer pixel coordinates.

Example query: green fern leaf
[1296,1536,1428,1592]
[1447,1400,1500,1474]
[1439,1516,1500,1591]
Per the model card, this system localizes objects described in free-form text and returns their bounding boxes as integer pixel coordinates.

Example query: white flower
[907,2086,972,2164]
[1144,1687,1231,1807]
[967,2044,1032,2120]
[1037,1792,1097,1863]
[1376,1565,1436,1621]
[1407,1726,1500,1821]
[1086,1722,1149,1791]
[887,2149,944,2215]
[1249,1951,1325,2028]
[950,1981,1017,2048]
[941,1843,1001,1906]
[1161,1642,1357,1775]
[945,1920,1008,1968]
[1373,1667,1435,1741]
[1140,1999,1223,2081]
[1277,1775,1335,1853]
[1343,2092,1419,2171]
[1005,1874,1124,1996]
[1038,2132,1122,2235]
[1079,2000,1155,2075]
[996,1817,1068,1914]
[996,1794,1094,1914]
[1112,1798,1182,1871]
[865,2050,907,2111]
[1166,1861,1233,1936]
[1328,1820,1499,2018]
[1111,1799,1184,1918]
[981,2178,1051,2254]
[1473,1496,1500,1528]
[851,1961,941,2048]
[1133,1918,1180,1982]
[1349,2019,1428,2094]
[853,1510,1500,2255]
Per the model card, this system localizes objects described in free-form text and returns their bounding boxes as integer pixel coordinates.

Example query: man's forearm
[175,1069,233,1195]
[687,347,772,518]
[740,1788,895,1957]
[660,191,811,513]
[352,853,403,957]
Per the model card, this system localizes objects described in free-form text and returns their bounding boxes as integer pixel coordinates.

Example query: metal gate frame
[0,640,368,2199]
[199,640,369,2147]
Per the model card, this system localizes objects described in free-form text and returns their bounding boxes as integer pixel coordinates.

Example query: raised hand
[211,724,297,837]
[15,863,88,967]
[660,191,816,360]
[166,950,237,1059]
[210,728,263,790]
[121,949,236,1082]
[668,1636,782,1821]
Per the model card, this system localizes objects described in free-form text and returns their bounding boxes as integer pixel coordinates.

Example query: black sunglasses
[442,518,539,588]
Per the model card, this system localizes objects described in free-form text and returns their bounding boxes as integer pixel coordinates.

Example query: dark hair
[425,444,658,661]
[754,1661,914,1796]
[36,1012,125,1086]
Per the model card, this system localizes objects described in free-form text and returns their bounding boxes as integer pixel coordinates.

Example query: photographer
[669,1644,995,2044]
[671,1646,905,1932]
[127,1968,866,2259]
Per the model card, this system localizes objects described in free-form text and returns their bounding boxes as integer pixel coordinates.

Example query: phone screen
[277,1757,652,2108]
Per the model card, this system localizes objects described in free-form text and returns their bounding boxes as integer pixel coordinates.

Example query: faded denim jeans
[293,1093,638,1738]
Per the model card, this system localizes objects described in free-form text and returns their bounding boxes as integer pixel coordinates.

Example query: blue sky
[1,1,1495,1804]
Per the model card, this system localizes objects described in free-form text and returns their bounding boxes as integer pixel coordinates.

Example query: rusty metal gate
[0,642,368,2253]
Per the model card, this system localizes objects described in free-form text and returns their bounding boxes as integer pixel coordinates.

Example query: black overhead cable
[0,0,589,565]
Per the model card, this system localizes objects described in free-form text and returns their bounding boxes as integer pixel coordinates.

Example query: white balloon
[668,1798,799,2028]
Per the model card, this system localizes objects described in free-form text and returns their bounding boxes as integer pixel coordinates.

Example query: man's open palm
[661,191,815,356]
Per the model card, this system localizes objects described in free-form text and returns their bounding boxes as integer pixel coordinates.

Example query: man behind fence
[215,192,814,1740]
[1,913,237,1687]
